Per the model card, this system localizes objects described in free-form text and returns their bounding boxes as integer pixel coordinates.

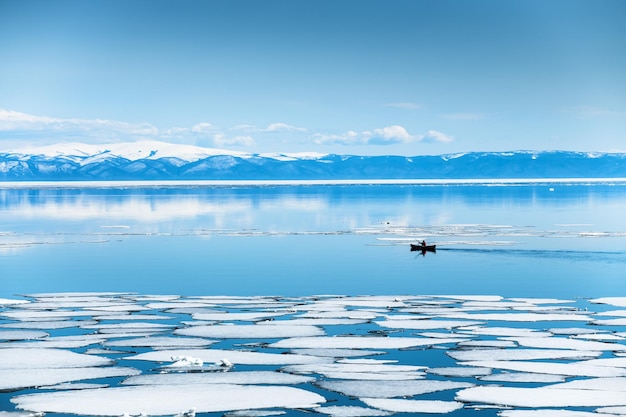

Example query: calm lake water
[1,182,625,298]
[2,181,626,417]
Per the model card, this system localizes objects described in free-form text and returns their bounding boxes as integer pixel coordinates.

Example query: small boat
[410,243,436,252]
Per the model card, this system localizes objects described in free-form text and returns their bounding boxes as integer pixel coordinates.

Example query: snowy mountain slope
[1,142,625,180]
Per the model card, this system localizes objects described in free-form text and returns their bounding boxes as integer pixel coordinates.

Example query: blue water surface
[1,183,625,298]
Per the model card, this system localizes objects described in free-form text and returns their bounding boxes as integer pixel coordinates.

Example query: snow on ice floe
[175,324,324,339]
[316,379,473,398]
[289,348,385,358]
[547,377,626,391]
[458,326,553,338]
[11,384,326,416]
[360,398,464,414]
[455,386,626,408]
[427,367,492,377]
[191,312,290,322]
[0,320,98,329]
[591,297,626,307]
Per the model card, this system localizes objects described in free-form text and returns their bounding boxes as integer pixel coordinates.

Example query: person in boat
[421,240,427,247]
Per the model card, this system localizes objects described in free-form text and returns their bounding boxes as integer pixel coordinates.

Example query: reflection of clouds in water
[4,197,253,222]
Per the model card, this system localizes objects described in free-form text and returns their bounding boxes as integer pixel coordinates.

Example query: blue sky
[0,0,625,155]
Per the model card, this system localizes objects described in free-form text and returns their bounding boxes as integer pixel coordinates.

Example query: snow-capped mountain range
[1,141,625,181]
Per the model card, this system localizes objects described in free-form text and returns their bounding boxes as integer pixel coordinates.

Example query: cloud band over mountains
[0,108,453,151]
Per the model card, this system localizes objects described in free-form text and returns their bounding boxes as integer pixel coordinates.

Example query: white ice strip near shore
[455,386,626,408]
[125,349,332,365]
[122,371,315,386]
[11,384,326,416]
[316,380,472,398]
[1,366,140,391]
[175,324,324,339]
[270,336,466,349]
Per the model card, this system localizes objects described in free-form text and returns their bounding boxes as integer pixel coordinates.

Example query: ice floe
[456,386,626,407]
[270,336,466,349]
[1,366,140,391]
[122,370,314,386]
[360,398,464,413]
[316,379,472,398]
[11,384,326,415]
[3,293,626,417]
[126,349,331,365]
[175,324,324,338]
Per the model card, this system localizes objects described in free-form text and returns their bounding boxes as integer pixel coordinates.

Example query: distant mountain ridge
[1,141,625,181]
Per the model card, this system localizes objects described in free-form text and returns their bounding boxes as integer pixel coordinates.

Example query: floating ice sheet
[447,349,602,361]
[12,384,326,416]
[270,336,466,349]
[503,337,626,351]
[456,386,626,407]
[479,372,567,383]
[459,360,626,377]
[500,411,609,417]
[175,324,324,339]
[289,349,385,358]
[360,398,464,414]
[547,377,626,391]
[191,312,290,322]
[314,405,392,417]
[1,366,139,391]
[104,336,216,348]
[316,379,472,398]
[376,319,483,330]
[0,330,48,341]
[122,371,314,386]
[126,349,331,365]
[0,348,112,369]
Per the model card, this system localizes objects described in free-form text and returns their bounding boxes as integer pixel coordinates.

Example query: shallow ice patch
[456,386,626,407]
[360,398,464,414]
[175,324,324,339]
[11,384,326,416]
[316,379,472,398]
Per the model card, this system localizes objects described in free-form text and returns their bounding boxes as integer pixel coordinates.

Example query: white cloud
[564,106,626,118]
[190,123,214,134]
[422,130,454,143]
[0,108,158,137]
[265,123,307,133]
[369,125,414,144]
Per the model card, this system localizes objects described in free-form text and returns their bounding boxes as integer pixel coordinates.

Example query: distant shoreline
[2,178,626,189]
